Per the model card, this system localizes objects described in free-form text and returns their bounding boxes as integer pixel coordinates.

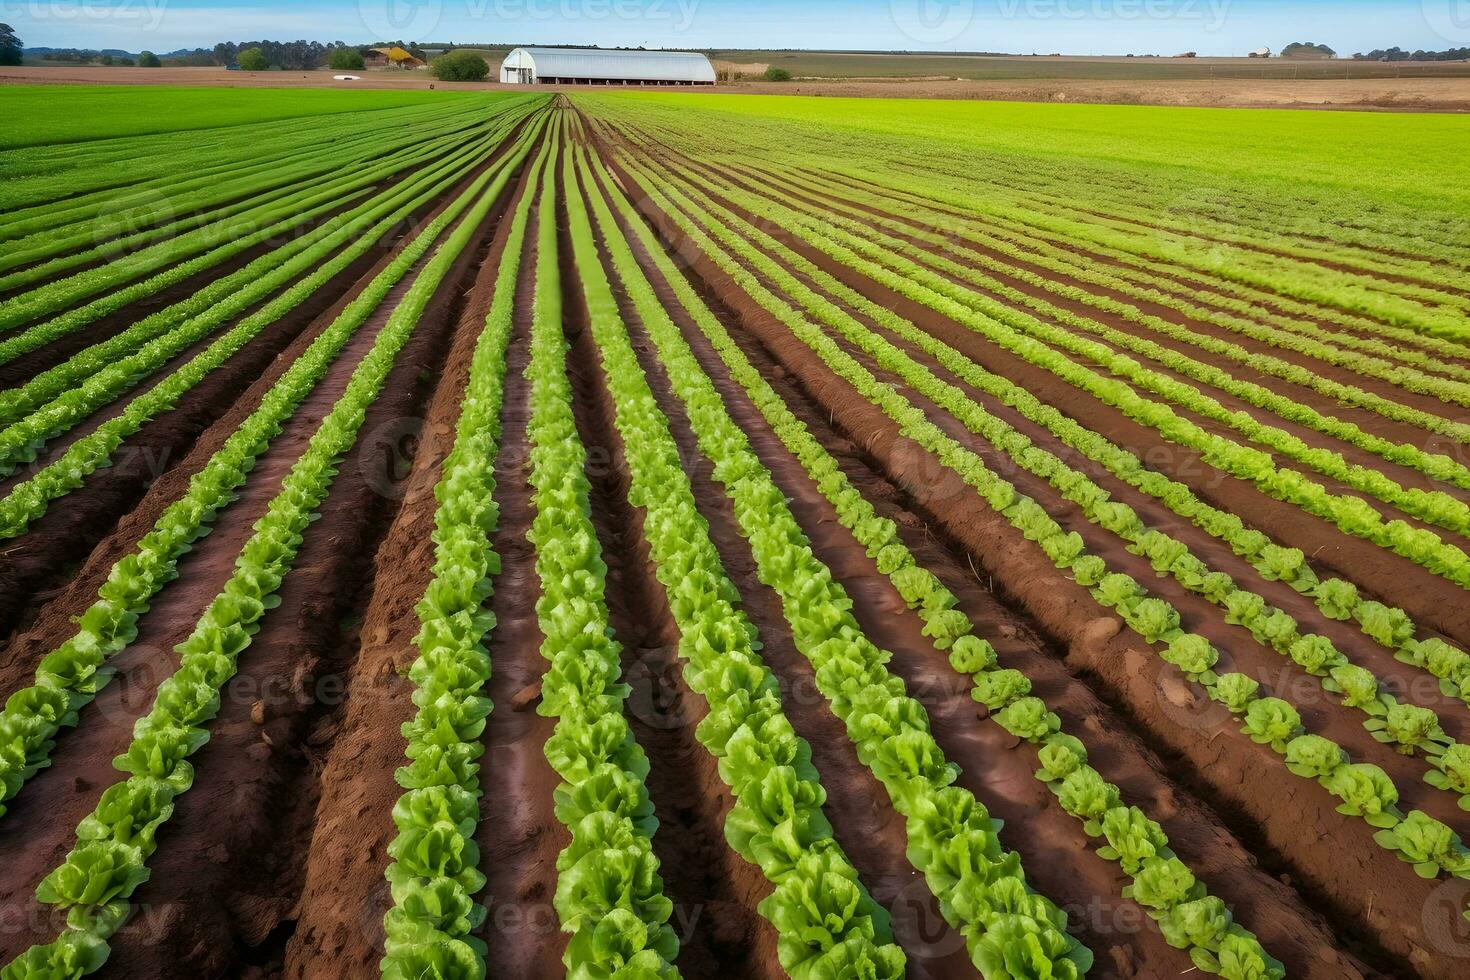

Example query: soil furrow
[280,137,541,979]
[475,182,569,980]
[562,206,784,976]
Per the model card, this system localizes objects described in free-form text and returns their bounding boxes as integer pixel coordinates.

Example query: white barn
[499,47,715,86]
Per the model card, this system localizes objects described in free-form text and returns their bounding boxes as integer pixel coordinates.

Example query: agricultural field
[0,84,1467,980]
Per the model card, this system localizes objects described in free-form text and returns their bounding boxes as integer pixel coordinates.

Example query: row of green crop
[805,167,1470,376]
[633,150,1470,821]
[643,150,1470,704]
[753,161,1470,433]
[749,161,1470,406]
[687,132,1470,485]
[0,100,522,336]
[960,168,1470,316]
[804,164,1470,369]
[529,133,682,978]
[597,99,1470,323]
[562,133,914,977]
[610,136,1470,919]
[874,158,1470,342]
[380,125,552,980]
[3,164,349,294]
[569,136,1093,979]
[1,156,410,334]
[840,112,1470,279]
[581,134,1283,979]
[0,112,523,454]
[0,106,493,287]
[617,109,1470,389]
[0,118,545,544]
[481,116,918,980]
[640,142,1470,590]
[846,117,1470,303]
[2,179,352,368]
[0,97,500,219]
[620,123,1470,510]
[0,116,543,841]
[0,127,468,386]
[0,113,527,980]
[0,99,500,249]
[599,97,1470,277]
[0,105,523,374]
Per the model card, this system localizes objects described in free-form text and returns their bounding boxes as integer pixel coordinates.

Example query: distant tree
[138,50,161,67]
[237,46,268,71]
[119,56,135,66]
[99,53,115,66]
[1355,45,1470,61]
[0,23,21,66]
[762,65,792,81]
[1280,41,1336,58]
[329,47,364,70]
[430,50,489,81]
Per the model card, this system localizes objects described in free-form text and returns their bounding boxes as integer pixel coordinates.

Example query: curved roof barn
[500,47,716,85]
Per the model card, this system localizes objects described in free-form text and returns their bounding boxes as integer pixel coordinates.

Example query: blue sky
[7,0,1463,56]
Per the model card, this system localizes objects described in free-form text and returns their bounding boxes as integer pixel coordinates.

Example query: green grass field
[605,91,1470,215]
[0,85,478,149]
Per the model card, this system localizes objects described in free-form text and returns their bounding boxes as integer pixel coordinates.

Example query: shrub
[138,51,160,68]
[328,48,364,71]
[763,66,792,82]
[431,50,489,82]
[237,47,268,71]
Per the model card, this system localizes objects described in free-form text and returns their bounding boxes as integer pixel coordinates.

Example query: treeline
[210,40,424,69]
[29,39,429,70]
[1353,46,1470,62]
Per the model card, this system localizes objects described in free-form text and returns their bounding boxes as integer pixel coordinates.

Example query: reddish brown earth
[4,102,1469,980]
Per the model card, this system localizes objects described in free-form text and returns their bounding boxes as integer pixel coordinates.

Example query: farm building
[365,47,425,69]
[499,47,715,86]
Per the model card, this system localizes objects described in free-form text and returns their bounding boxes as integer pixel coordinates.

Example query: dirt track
[5,64,1470,110]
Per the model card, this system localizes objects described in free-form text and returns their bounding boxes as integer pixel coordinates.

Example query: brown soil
[6,65,1470,111]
